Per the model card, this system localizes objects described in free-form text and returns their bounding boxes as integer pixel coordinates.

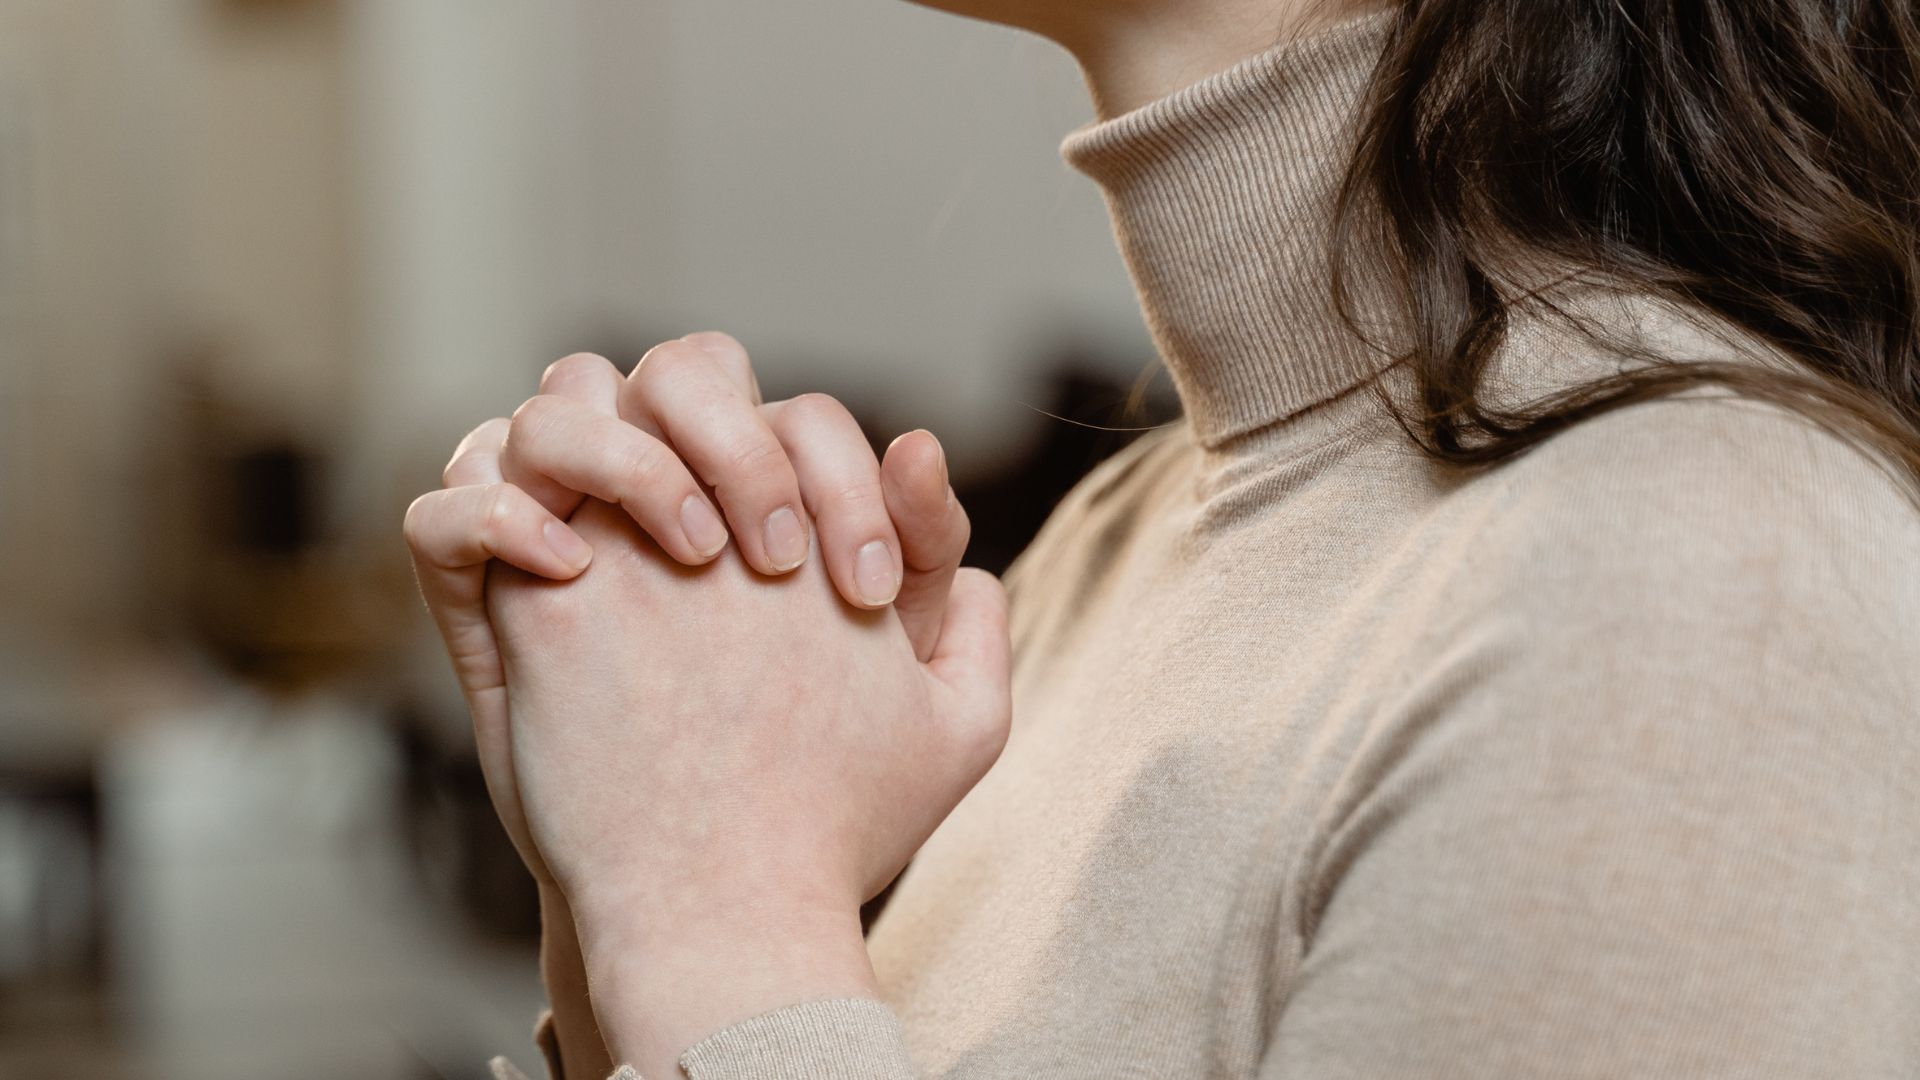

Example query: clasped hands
[404,332,1012,1077]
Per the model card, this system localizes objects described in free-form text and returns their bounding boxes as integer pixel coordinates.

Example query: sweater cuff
[662,997,916,1080]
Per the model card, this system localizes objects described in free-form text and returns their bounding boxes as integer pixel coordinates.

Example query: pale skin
[403,2,1376,1077]
[905,0,1387,119]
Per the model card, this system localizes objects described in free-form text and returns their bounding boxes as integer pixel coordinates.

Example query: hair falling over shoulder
[1331,0,1920,496]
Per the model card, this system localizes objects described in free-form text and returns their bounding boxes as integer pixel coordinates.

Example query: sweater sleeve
[583,998,915,1080]
[1260,401,1920,1078]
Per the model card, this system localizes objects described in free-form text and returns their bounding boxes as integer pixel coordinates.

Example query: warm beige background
[0,0,1152,630]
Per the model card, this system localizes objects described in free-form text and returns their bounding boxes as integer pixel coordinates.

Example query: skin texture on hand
[406,333,991,1074]
[404,336,970,876]
[486,498,1007,921]
[487,500,1010,1077]
[538,885,616,1080]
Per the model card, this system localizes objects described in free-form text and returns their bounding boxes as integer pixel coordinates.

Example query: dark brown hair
[1330,0,1920,493]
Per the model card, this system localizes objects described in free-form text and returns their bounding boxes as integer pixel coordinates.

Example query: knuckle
[480,483,518,537]
[401,492,437,548]
[506,395,566,450]
[684,332,756,397]
[787,391,853,427]
[509,393,559,427]
[633,339,706,387]
[540,352,613,390]
[679,330,743,357]
[617,438,673,494]
[723,434,787,478]
[829,479,887,514]
[495,572,579,637]
[526,596,576,636]
[461,416,512,448]
[444,418,509,485]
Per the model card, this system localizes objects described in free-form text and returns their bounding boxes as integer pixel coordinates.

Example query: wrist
[579,898,876,1079]
[538,885,616,1079]
[538,884,589,996]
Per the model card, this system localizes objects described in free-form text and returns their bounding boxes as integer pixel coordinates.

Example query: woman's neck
[1057,6,1407,449]
[1053,0,1391,120]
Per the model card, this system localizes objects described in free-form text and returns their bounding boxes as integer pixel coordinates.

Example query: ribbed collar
[1060,8,1406,448]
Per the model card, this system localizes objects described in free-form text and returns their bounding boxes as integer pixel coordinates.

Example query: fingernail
[855,540,901,606]
[927,430,948,489]
[680,494,729,558]
[543,520,593,571]
[763,505,807,572]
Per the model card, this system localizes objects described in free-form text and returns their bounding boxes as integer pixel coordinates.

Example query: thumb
[883,429,969,663]
[925,567,1013,767]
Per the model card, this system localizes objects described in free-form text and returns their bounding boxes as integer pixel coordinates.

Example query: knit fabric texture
[509,8,1920,1078]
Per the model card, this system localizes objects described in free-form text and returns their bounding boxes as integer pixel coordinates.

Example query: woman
[403,1,1920,1078]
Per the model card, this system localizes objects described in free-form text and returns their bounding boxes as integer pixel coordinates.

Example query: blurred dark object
[230,444,321,555]
[957,358,1179,576]
[0,783,102,983]
[395,703,540,942]
[139,352,400,694]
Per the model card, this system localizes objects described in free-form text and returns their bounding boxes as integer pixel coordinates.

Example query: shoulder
[1418,389,1920,719]
[1291,396,1920,1075]
[1480,390,1917,600]
[1482,282,1916,550]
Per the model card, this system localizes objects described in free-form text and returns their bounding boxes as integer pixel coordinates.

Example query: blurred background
[0,0,1177,1076]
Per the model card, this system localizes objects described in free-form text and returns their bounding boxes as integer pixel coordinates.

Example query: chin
[895,0,1074,38]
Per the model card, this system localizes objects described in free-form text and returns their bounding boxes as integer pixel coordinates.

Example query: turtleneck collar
[1059,7,1406,449]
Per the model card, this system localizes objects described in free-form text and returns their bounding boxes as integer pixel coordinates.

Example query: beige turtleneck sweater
[498,9,1920,1080]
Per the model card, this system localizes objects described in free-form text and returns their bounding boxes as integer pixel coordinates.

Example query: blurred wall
[0,0,355,631]
[0,1,162,630]
[1,0,1153,640]
[345,0,1153,521]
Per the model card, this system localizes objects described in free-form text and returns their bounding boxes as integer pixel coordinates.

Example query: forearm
[540,885,615,1080]
[576,894,880,1080]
